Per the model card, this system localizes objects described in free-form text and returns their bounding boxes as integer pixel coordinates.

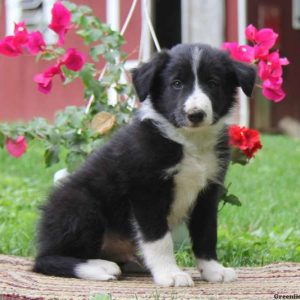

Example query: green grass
[0,135,299,267]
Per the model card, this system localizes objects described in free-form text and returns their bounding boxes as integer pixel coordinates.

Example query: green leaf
[66,151,85,172]
[231,148,249,165]
[0,131,5,148]
[62,1,77,11]
[78,5,93,15]
[49,129,61,145]
[90,44,106,62]
[44,146,60,168]
[222,194,242,207]
[61,65,80,85]
[39,52,57,61]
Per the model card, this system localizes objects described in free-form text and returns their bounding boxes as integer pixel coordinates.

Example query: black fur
[33,43,256,280]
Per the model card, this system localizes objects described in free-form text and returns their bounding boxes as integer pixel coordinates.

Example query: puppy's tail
[33,255,121,280]
[33,255,85,278]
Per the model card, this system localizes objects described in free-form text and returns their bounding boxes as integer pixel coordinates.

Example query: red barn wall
[0,0,141,122]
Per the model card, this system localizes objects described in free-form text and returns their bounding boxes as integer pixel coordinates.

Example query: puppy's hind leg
[34,185,122,281]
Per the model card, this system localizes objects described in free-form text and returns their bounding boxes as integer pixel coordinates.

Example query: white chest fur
[138,99,224,228]
[167,129,220,228]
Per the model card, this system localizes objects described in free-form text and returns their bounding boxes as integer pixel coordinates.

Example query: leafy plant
[0,1,135,171]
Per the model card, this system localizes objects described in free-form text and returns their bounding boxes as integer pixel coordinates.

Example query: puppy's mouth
[172,110,213,129]
[173,116,212,129]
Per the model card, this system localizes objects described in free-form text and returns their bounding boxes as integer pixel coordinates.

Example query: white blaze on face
[183,49,214,126]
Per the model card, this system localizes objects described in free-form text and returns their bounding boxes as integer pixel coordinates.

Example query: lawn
[0,135,299,267]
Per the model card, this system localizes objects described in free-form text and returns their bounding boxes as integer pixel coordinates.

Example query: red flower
[228,125,262,159]
[61,48,85,71]
[6,136,27,158]
[222,42,255,63]
[34,64,64,94]
[49,1,71,46]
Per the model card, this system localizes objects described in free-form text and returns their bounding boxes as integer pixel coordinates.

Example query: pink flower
[258,51,290,81]
[222,42,255,63]
[245,24,257,42]
[14,21,29,46]
[254,44,269,60]
[61,48,85,71]
[0,21,46,56]
[27,31,46,54]
[34,64,63,94]
[262,78,286,102]
[34,48,85,94]
[6,136,27,158]
[255,28,278,50]
[0,36,23,57]
[49,1,71,46]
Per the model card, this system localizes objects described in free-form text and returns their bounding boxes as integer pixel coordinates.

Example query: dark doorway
[154,0,181,49]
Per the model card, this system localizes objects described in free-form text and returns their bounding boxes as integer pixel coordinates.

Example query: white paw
[75,259,121,281]
[91,259,122,276]
[198,259,237,283]
[154,271,194,287]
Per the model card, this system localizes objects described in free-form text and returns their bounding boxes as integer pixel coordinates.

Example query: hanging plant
[0,1,136,171]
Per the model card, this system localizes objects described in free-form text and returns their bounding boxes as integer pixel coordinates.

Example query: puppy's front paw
[198,259,237,283]
[154,271,194,287]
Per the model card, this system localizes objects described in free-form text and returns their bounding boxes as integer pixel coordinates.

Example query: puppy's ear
[131,50,169,101]
[233,61,257,97]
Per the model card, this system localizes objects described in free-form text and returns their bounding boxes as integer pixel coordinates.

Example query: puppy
[33,43,255,286]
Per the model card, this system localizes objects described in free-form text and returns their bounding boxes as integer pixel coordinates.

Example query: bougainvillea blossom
[0,22,45,56]
[262,78,286,102]
[254,28,278,51]
[258,51,289,81]
[0,36,22,57]
[222,42,255,63]
[49,1,72,45]
[228,125,262,159]
[245,24,257,42]
[223,24,289,102]
[27,31,46,54]
[5,136,27,158]
[14,22,29,46]
[34,64,64,94]
[61,48,85,71]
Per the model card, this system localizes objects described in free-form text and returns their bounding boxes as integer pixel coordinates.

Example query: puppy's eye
[171,80,183,90]
[208,79,218,88]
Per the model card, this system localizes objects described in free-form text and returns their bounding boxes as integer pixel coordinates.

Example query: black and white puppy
[34,43,256,287]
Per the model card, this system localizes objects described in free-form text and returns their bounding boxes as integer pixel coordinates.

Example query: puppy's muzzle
[187,110,207,124]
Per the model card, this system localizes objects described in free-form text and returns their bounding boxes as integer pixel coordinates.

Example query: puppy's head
[132,44,256,129]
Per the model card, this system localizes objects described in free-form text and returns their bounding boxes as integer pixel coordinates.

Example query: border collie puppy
[34,43,255,287]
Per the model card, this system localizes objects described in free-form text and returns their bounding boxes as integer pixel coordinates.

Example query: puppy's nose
[187,110,207,123]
